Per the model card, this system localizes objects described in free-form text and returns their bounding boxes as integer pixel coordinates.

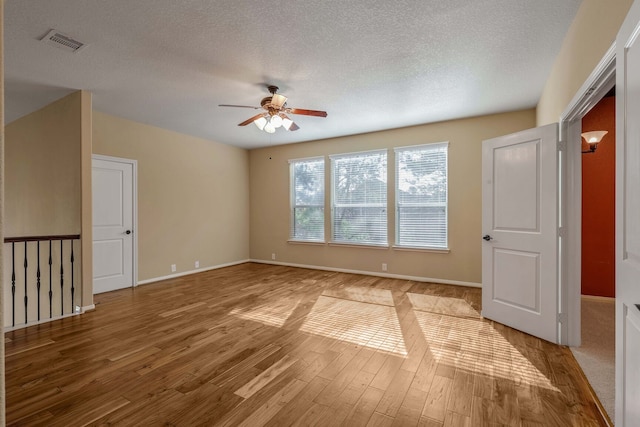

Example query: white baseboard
[250,259,481,288]
[581,294,615,303]
[5,304,98,331]
[136,259,251,286]
[4,311,81,332]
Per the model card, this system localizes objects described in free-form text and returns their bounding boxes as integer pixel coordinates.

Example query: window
[331,150,387,245]
[395,143,448,248]
[290,157,325,242]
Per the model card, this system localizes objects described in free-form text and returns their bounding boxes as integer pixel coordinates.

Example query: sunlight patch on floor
[322,287,395,306]
[229,298,300,328]
[413,310,559,391]
[299,295,407,356]
[407,293,479,318]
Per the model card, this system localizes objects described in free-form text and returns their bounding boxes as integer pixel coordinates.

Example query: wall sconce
[581,130,608,154]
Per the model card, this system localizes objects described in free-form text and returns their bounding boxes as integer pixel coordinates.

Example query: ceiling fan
[219,85,327,133]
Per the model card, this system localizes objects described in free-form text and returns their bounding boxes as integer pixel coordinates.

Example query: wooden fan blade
[219,104,261,109]
[288,108,328,117]
[288,122,300,131]
[238,113,266,126]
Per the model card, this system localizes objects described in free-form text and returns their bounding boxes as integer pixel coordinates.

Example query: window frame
[330,149,389,247]
[394,142,449,250]
[289,156,326,243]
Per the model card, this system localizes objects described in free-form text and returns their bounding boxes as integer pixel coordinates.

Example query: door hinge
[558,227,566,238]
[558,312,568,324]
[558,139,567,151]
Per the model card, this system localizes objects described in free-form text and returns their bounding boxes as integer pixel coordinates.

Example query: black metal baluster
[60,240,64,315]
[49,240,53,318]
[70,240,75,313]
[3,235,81,324]
[24,241,28,324]
[11,242,16,327]
[37,241,41,321]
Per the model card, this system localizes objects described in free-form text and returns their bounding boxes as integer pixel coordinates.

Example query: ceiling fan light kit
[253,116,268,130]
[220,85,327,133]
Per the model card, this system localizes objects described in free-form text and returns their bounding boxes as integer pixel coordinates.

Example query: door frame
[91,154,139,290]
[559,43,616,346]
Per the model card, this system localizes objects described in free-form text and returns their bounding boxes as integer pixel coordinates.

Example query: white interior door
[616,1,640,423]
[482,123,559,343]
[92,157,135,294]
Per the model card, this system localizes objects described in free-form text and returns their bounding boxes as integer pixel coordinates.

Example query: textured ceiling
[4,0,581,149]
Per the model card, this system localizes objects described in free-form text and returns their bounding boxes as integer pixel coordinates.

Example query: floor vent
[40,29,86,53]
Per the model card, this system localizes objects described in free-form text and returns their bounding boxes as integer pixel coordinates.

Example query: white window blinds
[331,150,388,245]
[395,143,448,248]
[290,157,325,242]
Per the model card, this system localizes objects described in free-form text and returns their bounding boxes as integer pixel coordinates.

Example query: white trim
[563,119,583,347]
[328,241,390,249]
[91,154,139,290]
[394,142,449,250]
[329,148,388,159]
[4,312,80,332]
[392,245,450,253]
[581,294,615,303]
[558,42,616,347]
[289,157,326,243]
[249,258,481,288]
[394,141,449,152]
[560,43,616,126]
[136,259,250,285]
[288,240,326,245]
[3,303,95,332]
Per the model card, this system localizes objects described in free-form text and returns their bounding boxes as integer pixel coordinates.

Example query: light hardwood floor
[5,263,606,426]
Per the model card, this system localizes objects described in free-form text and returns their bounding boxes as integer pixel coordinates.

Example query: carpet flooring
[571,296,615,423]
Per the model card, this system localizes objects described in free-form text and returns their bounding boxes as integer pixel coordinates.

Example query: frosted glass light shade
[282,117,293,130]
[270,114,283,128]
[581,130,608,144]
[254,116,267,130]
[264,122,276,133]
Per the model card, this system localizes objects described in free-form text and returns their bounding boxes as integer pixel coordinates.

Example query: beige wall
[5,92,83,237]
[250,109,536,285]
[4,90,90,317]
[537,0,633,125]
[92,112,250,281]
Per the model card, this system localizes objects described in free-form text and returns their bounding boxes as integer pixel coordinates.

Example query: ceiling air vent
[40,29,86,53]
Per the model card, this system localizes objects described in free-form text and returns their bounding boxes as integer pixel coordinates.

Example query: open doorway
[571,88,616,422]
[559,43,616,425]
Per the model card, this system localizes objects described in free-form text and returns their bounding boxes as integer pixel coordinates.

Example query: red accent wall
[581,96,615,297]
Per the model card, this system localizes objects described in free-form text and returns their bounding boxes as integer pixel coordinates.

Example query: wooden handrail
[4,234,81,243]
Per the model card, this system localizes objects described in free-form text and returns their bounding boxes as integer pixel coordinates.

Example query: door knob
[125,230,132,235]
[482,234,493,241]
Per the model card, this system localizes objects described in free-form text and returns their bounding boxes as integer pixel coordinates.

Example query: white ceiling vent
[40,29,86,53]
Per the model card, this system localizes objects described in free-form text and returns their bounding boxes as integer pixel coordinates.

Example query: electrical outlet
[195,261,199,268]
[171,264,176,273]
[382,263,387,272]
[272,253,276,260]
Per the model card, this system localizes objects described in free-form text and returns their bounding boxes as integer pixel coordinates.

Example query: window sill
[328,241,390,250]
[392,245,450,254]
[288,240,326,246]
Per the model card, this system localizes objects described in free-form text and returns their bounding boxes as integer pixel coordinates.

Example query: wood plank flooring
[5,263,606,426]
